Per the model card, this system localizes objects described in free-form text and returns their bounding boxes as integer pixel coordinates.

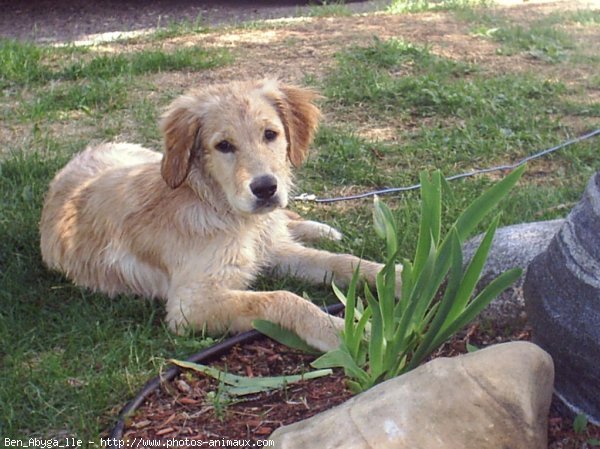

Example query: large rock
[271,342,554,449]
[524,171,600,424]
[462,219,563,326]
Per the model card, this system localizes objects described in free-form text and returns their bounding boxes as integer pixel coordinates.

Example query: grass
[320,38,570,176]
[488,23,575,62]
[461,9,597,63]
[388,0,493,14]
[150,13,208,40]
[1,1,599,444]
[1,39,231,121]
[1,39,230,121]
[306,1,353,17]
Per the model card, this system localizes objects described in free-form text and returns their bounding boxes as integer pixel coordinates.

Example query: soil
[121,322,600,448]
[0,0,386,43]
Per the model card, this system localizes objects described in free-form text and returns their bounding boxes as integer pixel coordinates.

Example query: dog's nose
[250,175,278,200]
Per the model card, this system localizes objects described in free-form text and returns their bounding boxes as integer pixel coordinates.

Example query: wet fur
[40,79,395,351]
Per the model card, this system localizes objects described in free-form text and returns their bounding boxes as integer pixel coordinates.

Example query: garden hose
[294,128,600,203]
[108,303,344,445]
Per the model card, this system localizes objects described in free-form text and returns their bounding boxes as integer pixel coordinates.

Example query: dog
[40,79,399,351]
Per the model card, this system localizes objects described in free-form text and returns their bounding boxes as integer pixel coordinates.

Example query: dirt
[2,0,597,146]
[0,0,386,43]
[120,322,600,447]
[122,338,353,443]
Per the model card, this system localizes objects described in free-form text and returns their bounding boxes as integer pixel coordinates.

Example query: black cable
[293,128,600,203]
[108,303,344,445]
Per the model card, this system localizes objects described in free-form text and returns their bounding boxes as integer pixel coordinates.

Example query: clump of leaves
[310,166,525,392]
[170,359,332,397]
[255,167,524,393]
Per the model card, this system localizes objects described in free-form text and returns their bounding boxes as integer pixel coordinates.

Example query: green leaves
[573,413,589,434]
[313,166,525,392]
[250,167,525,394]
[170,359,332,396]
[252,320,322,354]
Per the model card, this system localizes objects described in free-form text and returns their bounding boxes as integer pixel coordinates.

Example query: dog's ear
[160,98,201,189]
[269,84,321,167]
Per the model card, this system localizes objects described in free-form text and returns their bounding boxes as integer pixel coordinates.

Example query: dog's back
[40,143,168,298]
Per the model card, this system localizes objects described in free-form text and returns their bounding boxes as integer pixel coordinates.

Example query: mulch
[120,321,600,448]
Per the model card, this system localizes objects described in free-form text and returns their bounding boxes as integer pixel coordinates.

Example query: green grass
[150,13,208,40]
[23,78,130,119]
[324,37,565,128]
[60,47,230,81]
[1,39,230,89]
[0,39,53,87]
[0,41,231,121]
[490,24,575,62]
[1,4,599,444]
[388,0,493,14]
[463,9,599,63]
[306,1,353,17]
[0,143,218,438]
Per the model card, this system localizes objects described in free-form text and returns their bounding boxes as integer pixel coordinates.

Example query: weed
[574,413,589,434]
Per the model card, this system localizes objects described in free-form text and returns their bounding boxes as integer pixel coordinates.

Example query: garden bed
[120,321,600,448]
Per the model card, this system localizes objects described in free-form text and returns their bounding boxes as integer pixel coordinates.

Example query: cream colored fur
[40,79,398,351]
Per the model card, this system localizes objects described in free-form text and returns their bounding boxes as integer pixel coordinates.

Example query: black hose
[108,302,344,445]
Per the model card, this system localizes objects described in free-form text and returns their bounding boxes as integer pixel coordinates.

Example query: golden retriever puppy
[40,79,396,351]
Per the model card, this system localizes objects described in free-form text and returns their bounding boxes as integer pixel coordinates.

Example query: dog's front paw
[288,219,343,242]
[303,315,344,352]
[311,221,343,241]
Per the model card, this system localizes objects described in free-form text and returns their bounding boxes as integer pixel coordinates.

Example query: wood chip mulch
[122,321,600,448]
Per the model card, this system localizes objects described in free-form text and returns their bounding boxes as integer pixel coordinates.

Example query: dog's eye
[215,140,236,153]
[264,129,278,142]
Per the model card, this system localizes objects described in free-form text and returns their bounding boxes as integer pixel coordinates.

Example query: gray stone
[524,171,600,425]
[462,219,564,326]
[271,342,554,449]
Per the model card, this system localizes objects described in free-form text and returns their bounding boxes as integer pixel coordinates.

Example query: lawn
[0,0,598,443]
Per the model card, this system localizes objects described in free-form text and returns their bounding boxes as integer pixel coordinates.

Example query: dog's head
[159,79,321,214]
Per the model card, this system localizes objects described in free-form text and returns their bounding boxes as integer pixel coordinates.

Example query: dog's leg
[271,242,402,291]
[166,286,344,352]
[287,219,343,242]
[283,210,343,242]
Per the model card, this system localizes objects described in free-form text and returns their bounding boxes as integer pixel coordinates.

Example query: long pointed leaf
[365,285,385,379]
[445,215,500,324]
[348,307,372,361]
[390,237,437,357]
[453,165,525,242]
[171,359,332,390]
[252,320,321,354]
[413,172,435,274]
[397,259,413,317]
[376,253,399,341]
[406,228,463,370]
[434,268,522,348]
[311,348,370,385]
